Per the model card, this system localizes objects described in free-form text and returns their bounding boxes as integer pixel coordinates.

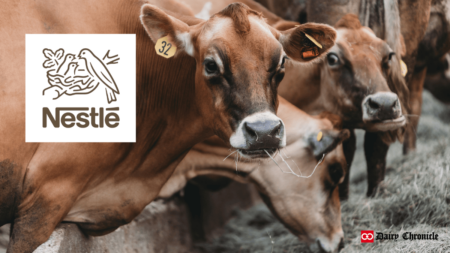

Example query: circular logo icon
[361,233,374,240]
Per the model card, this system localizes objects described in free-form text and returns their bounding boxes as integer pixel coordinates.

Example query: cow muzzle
[310,232,344,253]
[362,92,406,132]
[229,112,286,158]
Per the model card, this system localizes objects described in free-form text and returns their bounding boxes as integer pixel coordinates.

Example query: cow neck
[187,143,257,182]
[116,0,212,167]
[180,144,280,199]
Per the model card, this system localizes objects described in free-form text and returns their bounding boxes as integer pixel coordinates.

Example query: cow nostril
[243,120,283,144]
[367,98,380,110]
[317,240,329,253]
[270,121,282,137]
[392,99,400,109]
[244,122,257,138]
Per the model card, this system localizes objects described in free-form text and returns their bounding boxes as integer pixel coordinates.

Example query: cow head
[159,101,349,253]
[279,14,408,137]
[254,124,349,253]
[296,14,407,133]
[140,3,336,158]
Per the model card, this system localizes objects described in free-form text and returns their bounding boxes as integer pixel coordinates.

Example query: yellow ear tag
[155,36,177,59]
[317,131,323,141]
[400,60,408,77]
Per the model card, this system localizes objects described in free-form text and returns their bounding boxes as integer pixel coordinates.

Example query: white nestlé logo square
[26,34,136,142]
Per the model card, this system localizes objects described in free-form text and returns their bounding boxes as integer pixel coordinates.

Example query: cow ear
[272,20,301,31]
[278,23,337,62]
[307,129,350,160]
[140,4,195,57]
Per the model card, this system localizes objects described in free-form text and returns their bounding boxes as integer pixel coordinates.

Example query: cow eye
[327,53,340,66]
[280,56,288,69]
[204,60,219,74]
[383,52,396,68]
[388,52,395,61]
[274,72,285,84]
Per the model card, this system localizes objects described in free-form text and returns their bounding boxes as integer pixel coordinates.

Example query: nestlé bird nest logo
[26,34,136,143]
[42,48,120,103]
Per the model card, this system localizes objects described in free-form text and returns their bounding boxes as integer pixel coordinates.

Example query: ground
[196,90,450,253]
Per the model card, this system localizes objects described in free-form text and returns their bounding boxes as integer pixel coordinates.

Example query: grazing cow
[278,14,409,198]
[160,97,350,253]
[0,0,338,252]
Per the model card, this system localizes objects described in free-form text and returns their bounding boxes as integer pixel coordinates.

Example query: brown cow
[281,0,434,155]
[304,0,442,155]
[404,0,450,151]
[0,0,338,252]
[160,97,350,253]
[278,14,409,198]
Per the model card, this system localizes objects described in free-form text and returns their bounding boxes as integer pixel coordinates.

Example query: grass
[197,91,450,253]
[196,204,310,253]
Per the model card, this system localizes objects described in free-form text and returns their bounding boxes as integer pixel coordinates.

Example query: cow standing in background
[411,0,450,104]
[420,0,450,105]
[423,53,450,104]
[161,97,349,253]
[0,0,339,252]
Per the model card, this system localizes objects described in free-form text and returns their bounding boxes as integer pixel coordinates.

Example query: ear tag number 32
[155,36,177,59]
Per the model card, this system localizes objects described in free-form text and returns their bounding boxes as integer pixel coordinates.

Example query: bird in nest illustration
[42,48,120,103]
